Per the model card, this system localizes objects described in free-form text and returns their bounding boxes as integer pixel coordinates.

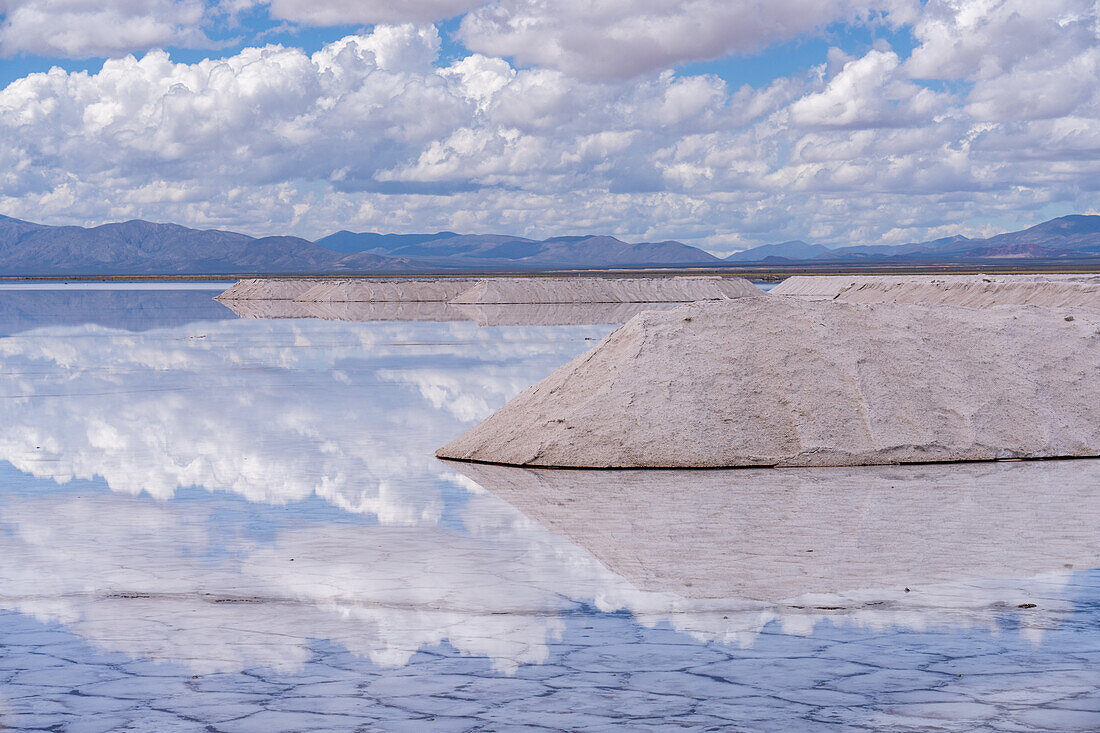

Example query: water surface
[0,284,1096,731]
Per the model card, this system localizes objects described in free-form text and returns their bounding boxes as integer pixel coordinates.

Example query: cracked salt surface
[0,284,1096,731]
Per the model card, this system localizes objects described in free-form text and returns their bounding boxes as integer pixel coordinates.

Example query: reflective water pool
[0,285,1097,731]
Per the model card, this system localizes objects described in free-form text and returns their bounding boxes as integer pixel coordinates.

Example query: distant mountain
[316,230,720,267]
[316,231,460,254]
[0,217,410,275]
[724,240,832,262]
[0,213,1096,275]
[721,215,1100,264]
[0,217,718,275]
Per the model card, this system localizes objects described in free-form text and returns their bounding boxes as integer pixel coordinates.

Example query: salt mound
[772,274,1100,308]
[216,278,324,301]
[449,276,761,304]
[437,298,1100,468]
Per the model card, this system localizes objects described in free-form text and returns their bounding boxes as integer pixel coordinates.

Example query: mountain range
[1,213,1097,276]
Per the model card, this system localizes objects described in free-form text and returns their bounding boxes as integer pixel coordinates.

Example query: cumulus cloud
[0,0,1096,250]
[458,0,910,80]
[262,0,483,25]
[789,49,950,129]
[906,0,1100,123]
[0,0,214,58]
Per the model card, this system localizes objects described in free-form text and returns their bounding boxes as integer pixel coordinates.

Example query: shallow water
[0,285,1097,731]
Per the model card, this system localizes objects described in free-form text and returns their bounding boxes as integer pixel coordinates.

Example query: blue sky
[0,1,1096,252]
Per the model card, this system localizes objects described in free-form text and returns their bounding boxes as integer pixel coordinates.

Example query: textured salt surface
[217,277,477,302]
[218,275,760,304]
[449,276,761,303]
[222,298,471,322]
[220,298,677,325]
[216,278,324,300]
[438,298,1100,468]
[772,274,1100,308]
[447,459,1100,601]
[454,302,679,326]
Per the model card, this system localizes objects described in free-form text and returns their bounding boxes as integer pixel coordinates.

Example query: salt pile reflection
[221,297,680,326]
[0,457,1093,676]
[449,459,1100,643]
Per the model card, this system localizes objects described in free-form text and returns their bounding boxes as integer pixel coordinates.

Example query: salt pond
[0,284,1096,730]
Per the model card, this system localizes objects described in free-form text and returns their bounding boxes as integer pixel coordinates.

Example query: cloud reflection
[0,459,1093,675]
[0,316,610,521]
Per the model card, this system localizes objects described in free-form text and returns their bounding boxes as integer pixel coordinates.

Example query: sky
[0,1,1097,254]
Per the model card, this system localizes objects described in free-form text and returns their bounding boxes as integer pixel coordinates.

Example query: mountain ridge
[0,214,1097,275]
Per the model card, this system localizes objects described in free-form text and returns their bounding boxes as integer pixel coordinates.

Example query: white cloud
[0,1,1096,251]
[905,0,1098,82]
[458,0,906,80]
[789,49,951,128]
[906,0,1100,123]
[0,0,214,58]
[263,0,483,25]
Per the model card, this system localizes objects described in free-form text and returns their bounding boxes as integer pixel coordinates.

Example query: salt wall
[448,276,761,303]
[217,278,478,302]
[437,298,1099,468]
[217,276,762,304]
[771,274,1100,308]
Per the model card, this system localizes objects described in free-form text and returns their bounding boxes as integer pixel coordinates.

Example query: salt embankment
[221,298,470,322]
[448,276,761,304]
[772,273,1100,308]
[216,278,326,301]
[217,278,478,302]
[218,275,761,305]
[437,298,1099,468]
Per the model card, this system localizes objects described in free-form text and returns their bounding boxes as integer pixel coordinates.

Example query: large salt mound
[772,274,1100,308]
[437,298,1100,468]
[449,276,760,304]
[216,278,325,301]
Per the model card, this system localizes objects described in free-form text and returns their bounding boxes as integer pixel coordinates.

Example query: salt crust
[437,298,1099,468]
